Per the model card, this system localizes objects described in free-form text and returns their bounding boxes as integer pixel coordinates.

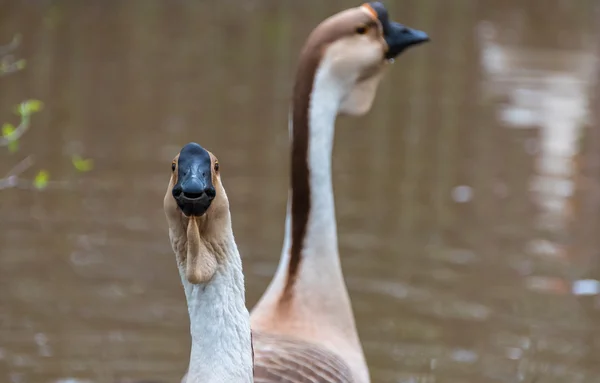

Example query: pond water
[1,1,599,382]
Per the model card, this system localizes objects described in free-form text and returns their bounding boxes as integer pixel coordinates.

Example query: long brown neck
[257,47,353,304]
[285,59,347,289]
[286,45,322,293]
[250,39,366,376]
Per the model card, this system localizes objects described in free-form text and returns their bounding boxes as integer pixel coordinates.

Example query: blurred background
[1,0,600,382]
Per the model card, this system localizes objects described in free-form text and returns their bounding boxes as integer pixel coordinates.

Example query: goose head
[299,1,429,116]
[164,142,230,284]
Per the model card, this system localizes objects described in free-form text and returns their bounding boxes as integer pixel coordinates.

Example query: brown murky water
[1,1,600,382]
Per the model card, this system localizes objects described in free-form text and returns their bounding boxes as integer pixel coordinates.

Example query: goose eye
[355,25,368,35]
[214,162,219,172]
[171,162,176,172]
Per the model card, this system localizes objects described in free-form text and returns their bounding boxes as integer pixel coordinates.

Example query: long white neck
[286,65,345,279]
[254,59,359,323]
[177,230,253,383]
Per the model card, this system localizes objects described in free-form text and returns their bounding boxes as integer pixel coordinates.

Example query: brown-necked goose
[250,2,429,383]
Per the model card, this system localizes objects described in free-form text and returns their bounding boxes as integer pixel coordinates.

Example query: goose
[164,142,254,383]
[176,3,428,383]
[250,2,429,382]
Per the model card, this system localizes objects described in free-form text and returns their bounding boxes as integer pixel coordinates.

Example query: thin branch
[6,155,34,177]
[0,35,24,76]
[0,175,19,189]
[0,35,21,56]
[0,111,31,146]
[1,37,43,191]
[0,155,35,190]
[0,59,25,77]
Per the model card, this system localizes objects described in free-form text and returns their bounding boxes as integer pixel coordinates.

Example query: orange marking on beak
[361,3,378,20]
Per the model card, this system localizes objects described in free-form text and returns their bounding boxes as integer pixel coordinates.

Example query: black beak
[383,22,429,59]
[172,143,216,217]
[367,2,430,59]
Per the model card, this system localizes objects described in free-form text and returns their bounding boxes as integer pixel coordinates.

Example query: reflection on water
[1,1,600,382]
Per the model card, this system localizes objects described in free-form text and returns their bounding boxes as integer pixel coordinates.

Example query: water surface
[1,1,599,382]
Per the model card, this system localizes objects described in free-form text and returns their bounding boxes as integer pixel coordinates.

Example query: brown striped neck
[252,4,399,314]
[286,44,321,291]
[283,56,354,299]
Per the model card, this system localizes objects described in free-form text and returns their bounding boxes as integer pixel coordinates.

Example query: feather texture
[253,331,354,383]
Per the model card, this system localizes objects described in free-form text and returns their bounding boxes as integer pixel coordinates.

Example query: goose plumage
[249,3,429,383]
[165,142,254,383]
[177,3,428,383]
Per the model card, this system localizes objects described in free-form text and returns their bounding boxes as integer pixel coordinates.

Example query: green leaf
[25,100,43,113]
[2,123,15,138]
[15,59,26,70]
[14,104,24,116]
[33,170,49,190]
[71,155,94,172]
[8,140,19,153]
[3,123,18,152]
[14,100,44,116]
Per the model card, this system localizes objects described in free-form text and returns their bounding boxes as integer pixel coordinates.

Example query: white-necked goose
[250,2,429,382]
[165,142,254,383]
